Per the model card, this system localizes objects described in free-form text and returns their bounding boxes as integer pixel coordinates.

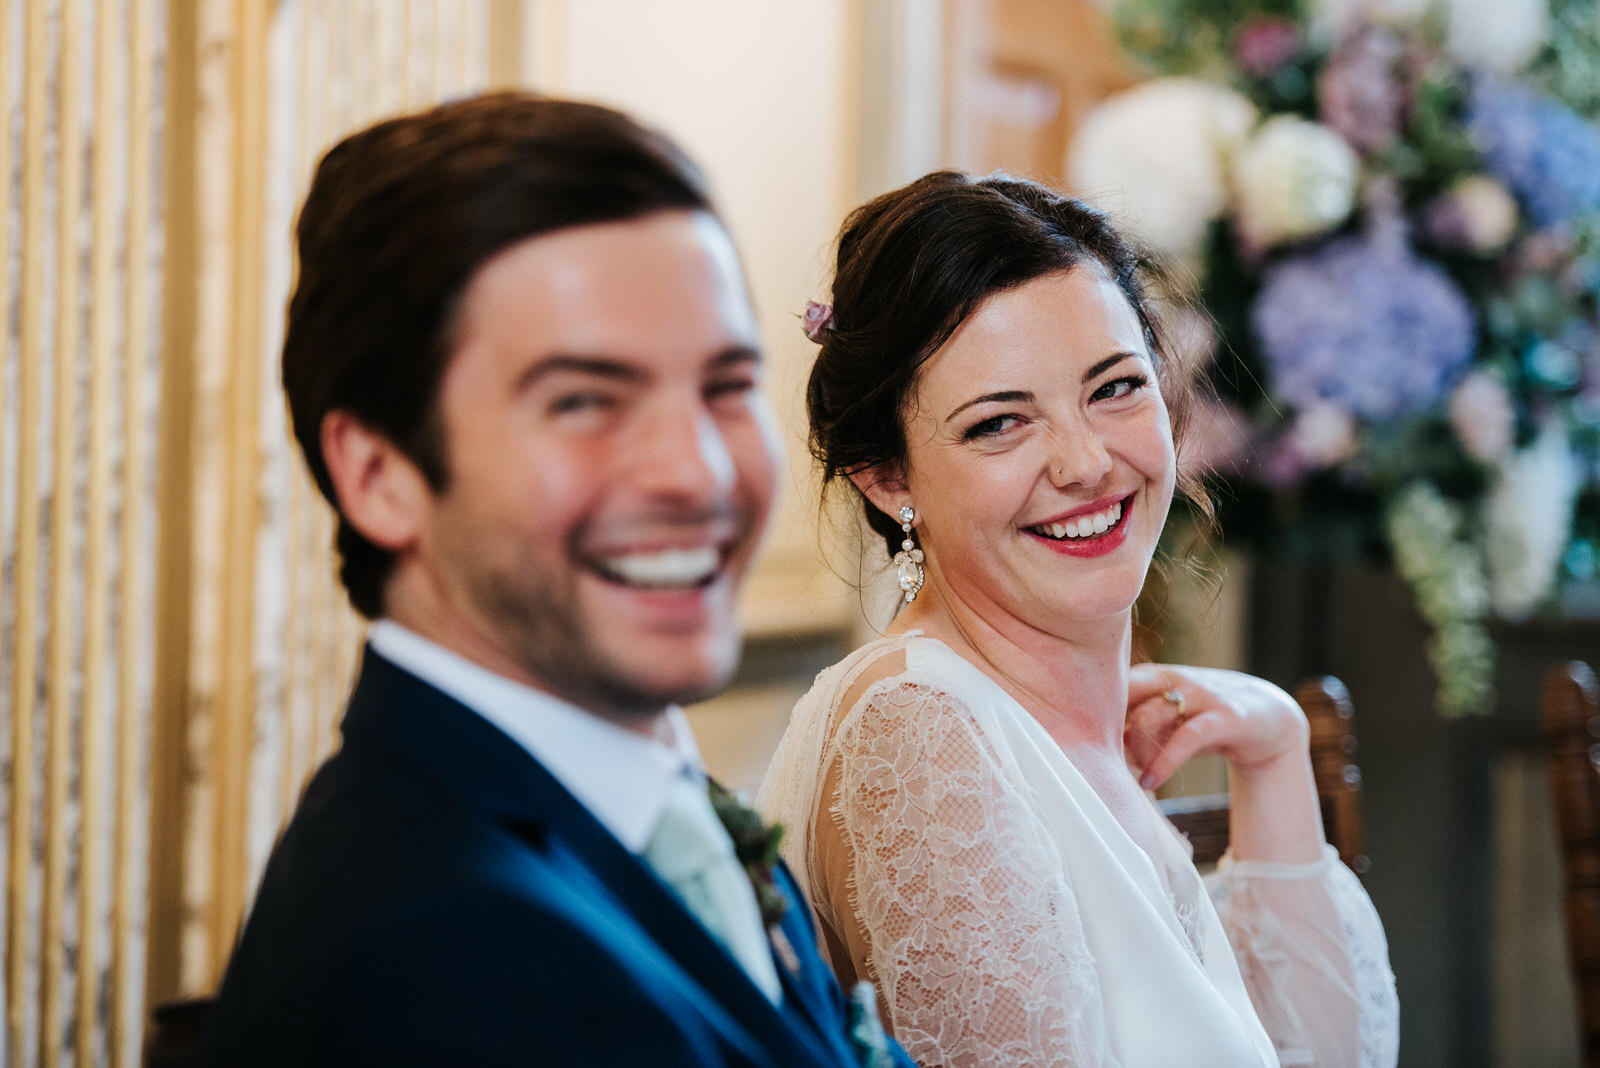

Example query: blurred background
[1,0,1596,1064]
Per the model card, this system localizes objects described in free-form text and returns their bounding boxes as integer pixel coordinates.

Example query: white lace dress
[757,633,1399,1068]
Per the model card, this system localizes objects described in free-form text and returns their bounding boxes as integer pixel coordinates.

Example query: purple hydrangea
[1467,79,1600,229]
[1250,236,1476,420]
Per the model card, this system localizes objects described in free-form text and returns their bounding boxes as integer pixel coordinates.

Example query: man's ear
[320,410,432,552]
[846,464,911,525]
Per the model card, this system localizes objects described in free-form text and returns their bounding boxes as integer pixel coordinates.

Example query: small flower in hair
[801,300,834,343]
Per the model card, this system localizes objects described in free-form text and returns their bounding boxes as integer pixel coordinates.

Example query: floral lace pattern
[832,678,1104,1067]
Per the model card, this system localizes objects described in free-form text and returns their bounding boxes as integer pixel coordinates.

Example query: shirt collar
[366,620,703,852]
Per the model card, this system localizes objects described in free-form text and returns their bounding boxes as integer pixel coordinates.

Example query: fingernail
[1139,773,1155,790]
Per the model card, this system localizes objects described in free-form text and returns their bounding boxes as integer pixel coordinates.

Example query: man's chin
[579,634,741,716]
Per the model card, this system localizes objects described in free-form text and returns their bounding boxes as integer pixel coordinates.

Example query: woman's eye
[1091,374,1149,403]
[963,414,1021,440]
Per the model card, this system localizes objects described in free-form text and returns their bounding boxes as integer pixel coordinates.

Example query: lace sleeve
[1206,848,1399,1068]
[829,678,1117,1068]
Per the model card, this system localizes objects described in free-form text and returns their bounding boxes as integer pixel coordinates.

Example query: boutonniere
[707,779,788,928]
[846,981,895,1068]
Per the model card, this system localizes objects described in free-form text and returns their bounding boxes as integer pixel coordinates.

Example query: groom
[202,93,909,1067]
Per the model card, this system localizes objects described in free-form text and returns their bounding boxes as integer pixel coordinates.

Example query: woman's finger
[1124,690,1190,768]
[1137,712,1217,791]
[1127,663,1185,708]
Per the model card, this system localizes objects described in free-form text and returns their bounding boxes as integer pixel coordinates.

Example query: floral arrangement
[1071,0,1600,715]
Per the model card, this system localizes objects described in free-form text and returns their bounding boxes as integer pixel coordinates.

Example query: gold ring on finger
[1161,688,1186,722]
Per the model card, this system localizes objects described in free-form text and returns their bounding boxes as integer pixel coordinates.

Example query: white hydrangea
[1452,175,1520,252]
[1308,0,1433,44]
[1448,369,1516,461]
[1484,422,1581,619]
[1291,402,1359,466]
[1232,116,1361,249]
[1445,0,1549,74]
[1068,78,1256,256]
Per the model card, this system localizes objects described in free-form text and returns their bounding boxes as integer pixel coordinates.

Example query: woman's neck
[888,580,1132,754]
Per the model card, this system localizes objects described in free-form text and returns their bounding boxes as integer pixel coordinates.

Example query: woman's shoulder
[808,631,979,705]
[806,631,1012,745]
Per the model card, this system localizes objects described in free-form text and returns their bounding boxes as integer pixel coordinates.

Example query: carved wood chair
[1157,676,1370,874]
[1544,660,1600,1067]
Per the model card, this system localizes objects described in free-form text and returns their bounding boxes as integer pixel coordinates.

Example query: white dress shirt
[366,620,701,853]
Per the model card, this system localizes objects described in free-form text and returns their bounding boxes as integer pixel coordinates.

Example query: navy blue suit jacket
[203,648,914,1067]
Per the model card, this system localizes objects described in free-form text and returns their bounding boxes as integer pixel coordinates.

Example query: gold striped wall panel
[162,0,496,1000]
[2,0,500,1056]
[1,2,165,1066]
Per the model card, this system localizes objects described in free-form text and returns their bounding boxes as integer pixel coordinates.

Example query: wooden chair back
[1159,676,1369,874]
[1544,660,1600,1067]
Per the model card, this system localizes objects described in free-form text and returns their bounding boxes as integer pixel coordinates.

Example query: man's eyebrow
[944,390,1034,423]
[706,344,764,371]
[513,355,648,391]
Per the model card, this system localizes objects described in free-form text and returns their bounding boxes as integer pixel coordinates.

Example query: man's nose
[632,400,736,503]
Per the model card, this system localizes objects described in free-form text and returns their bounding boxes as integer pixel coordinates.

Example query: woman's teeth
[1034,500,1123,540]
[599,546,719,589]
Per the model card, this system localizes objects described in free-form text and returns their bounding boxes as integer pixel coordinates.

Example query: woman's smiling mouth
[1024,495,1135,557]
[1028,498,1125,541]
[1027,495,1131,541]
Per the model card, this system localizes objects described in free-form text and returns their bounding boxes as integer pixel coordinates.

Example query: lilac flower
[1250,235,1477,420]
[1467,79,1600,228]
[1317,23,1407,153]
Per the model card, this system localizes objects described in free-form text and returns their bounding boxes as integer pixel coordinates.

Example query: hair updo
[806,170,1204,560]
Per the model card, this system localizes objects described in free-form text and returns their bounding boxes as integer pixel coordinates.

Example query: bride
[759,172,1398,1067]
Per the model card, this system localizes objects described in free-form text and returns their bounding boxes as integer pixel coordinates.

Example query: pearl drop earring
[893,505,925,603]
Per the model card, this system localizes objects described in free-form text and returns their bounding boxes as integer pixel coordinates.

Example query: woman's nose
[1047,421,1114,489]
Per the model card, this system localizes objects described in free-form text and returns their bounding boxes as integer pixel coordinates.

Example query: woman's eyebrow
[944,390,1034,423]
[941,351,1146,423]
[1083,352,1139,382]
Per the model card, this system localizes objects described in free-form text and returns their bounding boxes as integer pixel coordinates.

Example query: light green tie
[643,772,783,1003]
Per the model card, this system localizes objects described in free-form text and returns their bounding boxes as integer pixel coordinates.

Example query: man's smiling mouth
[592,546,722,590]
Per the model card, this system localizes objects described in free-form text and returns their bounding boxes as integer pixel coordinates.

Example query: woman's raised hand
[1124,665,1310,792]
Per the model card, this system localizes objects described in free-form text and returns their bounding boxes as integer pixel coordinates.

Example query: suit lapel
[564,810,843,1068]
[341,650,848,1068]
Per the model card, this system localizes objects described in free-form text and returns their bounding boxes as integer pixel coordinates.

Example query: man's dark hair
[283,92,715,618]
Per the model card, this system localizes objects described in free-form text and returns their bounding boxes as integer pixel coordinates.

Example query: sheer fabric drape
[758,633,1399,1068]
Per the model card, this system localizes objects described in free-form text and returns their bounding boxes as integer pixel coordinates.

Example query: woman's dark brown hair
[806,170,1206,559]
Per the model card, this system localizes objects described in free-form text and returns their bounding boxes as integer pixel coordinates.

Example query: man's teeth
[1037,501,1123,540]
[601,547,719,588]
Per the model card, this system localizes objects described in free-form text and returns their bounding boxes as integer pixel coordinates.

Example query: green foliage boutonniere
[707,779,788,928]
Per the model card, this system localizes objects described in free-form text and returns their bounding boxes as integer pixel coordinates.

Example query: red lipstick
[1025,494,1134,558]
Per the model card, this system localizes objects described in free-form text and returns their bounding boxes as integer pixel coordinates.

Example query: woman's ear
[846,464,911,525]
[320,410,432,552]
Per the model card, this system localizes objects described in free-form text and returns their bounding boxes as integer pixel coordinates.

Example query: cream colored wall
[522,0,864,638]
